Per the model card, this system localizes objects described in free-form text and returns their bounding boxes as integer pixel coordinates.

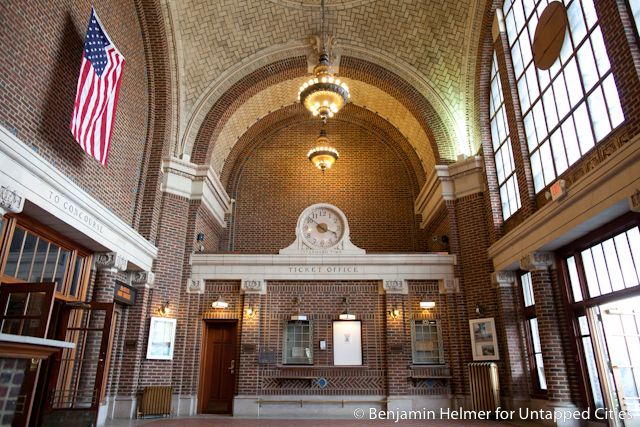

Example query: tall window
[490,53,521,220]
[282,320,313,365]
[503,0,624,193]
[520,272,547,393]
[631,0,640,36]
[0,219,91,300]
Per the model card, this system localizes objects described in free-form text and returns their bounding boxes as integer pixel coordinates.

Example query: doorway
[588,296,640,425]
[199,321,237,414]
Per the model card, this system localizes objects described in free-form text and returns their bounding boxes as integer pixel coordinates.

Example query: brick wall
[0,358,28,426]
[224,118,424,254]
[0,0,150,225]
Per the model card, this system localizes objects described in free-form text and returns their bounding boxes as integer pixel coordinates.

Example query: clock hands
[308,217,339,237]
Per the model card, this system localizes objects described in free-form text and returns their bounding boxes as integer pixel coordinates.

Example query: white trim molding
[0,126,157,271]
[161,157,231,228]
[190,253,456,284]
[489,133,640,271]
[415,156,485,228]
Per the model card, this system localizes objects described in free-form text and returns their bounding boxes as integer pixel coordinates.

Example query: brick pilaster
[492,271,528,404]
[237,292,261,395]
[384,289,411,397]
[520,252,573,404]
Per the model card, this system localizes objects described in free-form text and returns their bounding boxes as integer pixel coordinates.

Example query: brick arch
[474,0,504,244]
[189,56,456,169]
[221,106,428,253]
[132,0,176,242]
[220,103,426,197]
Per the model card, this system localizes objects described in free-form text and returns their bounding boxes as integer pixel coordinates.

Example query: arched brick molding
[184,50,460,169]
[133,0,176,243]
[220,104,427,192]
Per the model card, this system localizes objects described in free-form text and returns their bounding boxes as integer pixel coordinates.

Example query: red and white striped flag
[70,8,125,166]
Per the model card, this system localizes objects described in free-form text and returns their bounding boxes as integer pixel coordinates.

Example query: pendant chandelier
[298,0,350,123]
[308,128,339,172]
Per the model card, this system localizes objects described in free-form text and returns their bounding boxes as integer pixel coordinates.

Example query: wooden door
[41,301,115,426]
[199,321,237,414]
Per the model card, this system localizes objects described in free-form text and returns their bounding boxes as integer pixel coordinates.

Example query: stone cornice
[161,157,231,227]
[190,253,456,283]
[415,156,484,228]
[488,133,640,271]
[0,185,25,217]
[0,126,157,271]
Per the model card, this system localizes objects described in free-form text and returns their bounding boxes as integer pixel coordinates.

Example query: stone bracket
[630,188,640,212]
[519,251,554,271]
[95,252,128,272]
[187,278,204,294]
[383,279,408,295]
[0,185,25,217]
[130,271,155,289]
[438,278,460,294]
[491,271,516,288]
[241,279,266,294]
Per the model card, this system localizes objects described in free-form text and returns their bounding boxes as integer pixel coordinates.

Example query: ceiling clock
[280,203,365,255]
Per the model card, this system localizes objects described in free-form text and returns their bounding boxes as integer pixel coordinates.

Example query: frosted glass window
[503,0,624,193]
[489,53,521,219]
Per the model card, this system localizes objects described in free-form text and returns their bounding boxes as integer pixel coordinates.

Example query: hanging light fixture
[308,128,339,172]
[298,0,350,123]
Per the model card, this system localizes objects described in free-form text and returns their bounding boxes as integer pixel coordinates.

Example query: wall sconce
[291,296,308,321]
[388,306,401,319]
[211,295,229,309]
[338,296,356,320]
[420,299,436,309]
[475,304,484,315]
[196,232,205,252]
[158,300,170,317]
[245,307,257,319]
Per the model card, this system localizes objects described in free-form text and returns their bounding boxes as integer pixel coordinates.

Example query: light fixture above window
[297,0,349,123]
[308,128,339,172]
[291,296,308,321]
[211,295,228,309]
[420,300,436,309]
[338,296,356,320]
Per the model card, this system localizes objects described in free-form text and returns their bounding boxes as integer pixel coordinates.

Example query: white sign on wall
[333,320,362,366]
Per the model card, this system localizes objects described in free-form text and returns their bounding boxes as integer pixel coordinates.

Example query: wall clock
[279,203,365,254]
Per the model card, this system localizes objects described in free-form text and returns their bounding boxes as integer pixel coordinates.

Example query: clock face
[301,206,345,249]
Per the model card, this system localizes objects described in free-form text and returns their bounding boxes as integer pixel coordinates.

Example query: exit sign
[550,179,567,201]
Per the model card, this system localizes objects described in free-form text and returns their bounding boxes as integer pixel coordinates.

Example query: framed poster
[333,320,362,366]
[469,317,499,361]
[146,317,177,360]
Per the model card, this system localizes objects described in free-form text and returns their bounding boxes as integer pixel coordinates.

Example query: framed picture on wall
[146,317,177,360]
[469,318,499,361]
[333,320,363,366]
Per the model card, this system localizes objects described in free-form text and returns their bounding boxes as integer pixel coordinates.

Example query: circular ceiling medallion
[532,1,568,70]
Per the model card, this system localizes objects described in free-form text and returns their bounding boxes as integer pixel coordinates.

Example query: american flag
[70,8,125,166]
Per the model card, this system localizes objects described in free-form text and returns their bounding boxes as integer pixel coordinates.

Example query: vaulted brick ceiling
[164,0,487,173]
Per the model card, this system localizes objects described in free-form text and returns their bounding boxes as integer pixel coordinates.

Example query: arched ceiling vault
[161,0,489,171]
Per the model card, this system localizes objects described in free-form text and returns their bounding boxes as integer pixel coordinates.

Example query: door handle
[228,359,235,374]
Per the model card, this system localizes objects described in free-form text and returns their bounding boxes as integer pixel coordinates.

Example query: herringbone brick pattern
[175,0,472,114]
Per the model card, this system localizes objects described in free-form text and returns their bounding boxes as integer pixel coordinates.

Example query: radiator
[468,362,500,412]
[138,386,172,418]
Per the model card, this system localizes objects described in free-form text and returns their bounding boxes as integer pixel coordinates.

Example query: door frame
[197,319,238,414]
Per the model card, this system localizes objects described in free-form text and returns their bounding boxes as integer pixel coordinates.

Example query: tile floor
[105,415,540,427]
